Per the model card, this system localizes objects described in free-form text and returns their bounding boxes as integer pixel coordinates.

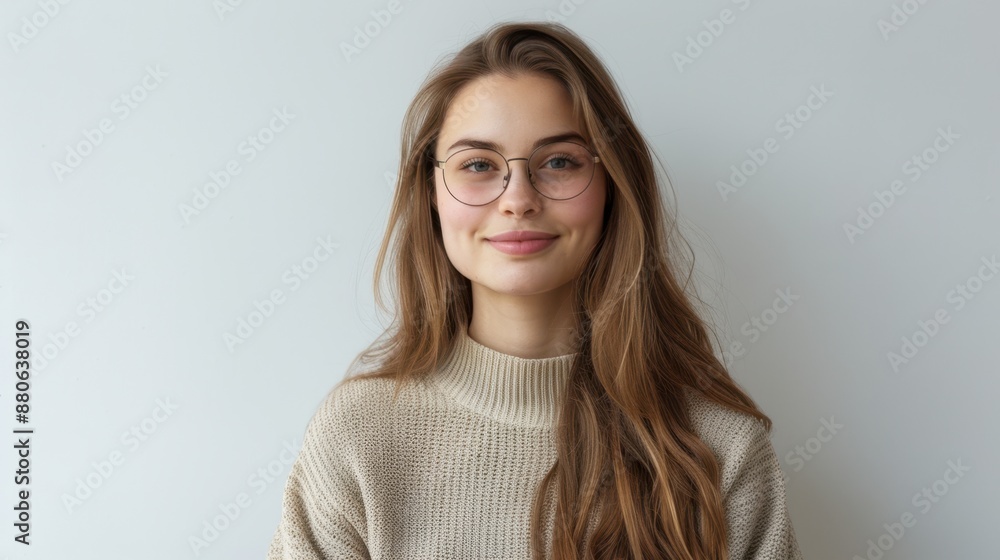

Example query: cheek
[436,196,482,247]
[572,177,608,232]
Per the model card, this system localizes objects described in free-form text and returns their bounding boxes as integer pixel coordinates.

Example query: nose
[501,158,539,204]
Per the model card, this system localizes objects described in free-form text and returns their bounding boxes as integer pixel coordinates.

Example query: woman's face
[432,72,608,301]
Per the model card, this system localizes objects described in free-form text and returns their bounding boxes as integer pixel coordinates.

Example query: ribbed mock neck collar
[427,324,579,428]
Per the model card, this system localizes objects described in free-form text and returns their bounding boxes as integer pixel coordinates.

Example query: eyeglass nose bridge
[501,157,532,186]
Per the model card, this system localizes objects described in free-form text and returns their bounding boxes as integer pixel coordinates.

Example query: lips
[486,230,558,242]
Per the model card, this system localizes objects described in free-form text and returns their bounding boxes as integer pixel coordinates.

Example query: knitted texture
[267,325,804,559]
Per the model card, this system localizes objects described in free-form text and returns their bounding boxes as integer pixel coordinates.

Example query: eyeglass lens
[442,141,596,205]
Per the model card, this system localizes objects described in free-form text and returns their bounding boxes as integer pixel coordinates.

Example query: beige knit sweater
[267,325,804,559]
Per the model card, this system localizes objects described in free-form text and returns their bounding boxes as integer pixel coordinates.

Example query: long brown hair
[339,21,772,560]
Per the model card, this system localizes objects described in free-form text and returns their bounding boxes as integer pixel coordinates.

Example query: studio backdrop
[1,0,997,558]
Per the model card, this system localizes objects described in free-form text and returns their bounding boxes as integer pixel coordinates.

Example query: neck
[467,281,581,359]
[427,323,580,427]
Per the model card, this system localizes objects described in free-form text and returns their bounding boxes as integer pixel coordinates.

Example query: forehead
[438,73,583,153]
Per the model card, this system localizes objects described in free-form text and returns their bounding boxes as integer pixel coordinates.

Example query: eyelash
[458,158,494,171]
[457,154,582,171]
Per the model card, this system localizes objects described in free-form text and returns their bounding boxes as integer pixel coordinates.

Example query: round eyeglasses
[433,141,602,206]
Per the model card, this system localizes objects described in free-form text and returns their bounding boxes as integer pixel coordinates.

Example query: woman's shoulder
[684,386,764,424]
[682,389,772,460]
[302,373,430,441]
[682,389,781,495]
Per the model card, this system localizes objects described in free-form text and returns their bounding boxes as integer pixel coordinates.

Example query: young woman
[268,21,804,560]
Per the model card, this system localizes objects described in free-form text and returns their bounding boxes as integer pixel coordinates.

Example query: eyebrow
[444,132,589,156]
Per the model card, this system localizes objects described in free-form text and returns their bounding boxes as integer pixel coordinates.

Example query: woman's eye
[545,156,577,169]
[462,160,492,172]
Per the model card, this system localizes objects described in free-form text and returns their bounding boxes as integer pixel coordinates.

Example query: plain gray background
[1,0,997,558]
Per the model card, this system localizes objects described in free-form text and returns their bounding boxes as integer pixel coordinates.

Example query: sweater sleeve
[720,417,804,560]
[266,393,371,560]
